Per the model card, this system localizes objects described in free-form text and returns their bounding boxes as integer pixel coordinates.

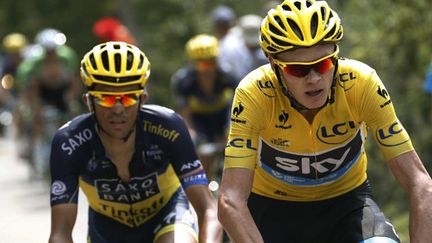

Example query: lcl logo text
[228,138,257,150]
[339,72,356,82]
[320,121,356,138]
[378,122,402,140]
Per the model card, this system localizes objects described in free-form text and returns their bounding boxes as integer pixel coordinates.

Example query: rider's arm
[354,68,432,242]
[185,185,223,243]
[166,110,222,242]
[49,124,81,243]
[48,204,78,243]
[218,167,264,243]
[387,151,432,243]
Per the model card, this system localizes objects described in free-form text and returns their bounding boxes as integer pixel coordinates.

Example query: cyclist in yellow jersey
[217,1,432,242]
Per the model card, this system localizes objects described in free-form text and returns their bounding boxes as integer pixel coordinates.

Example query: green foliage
[335,0,432,240]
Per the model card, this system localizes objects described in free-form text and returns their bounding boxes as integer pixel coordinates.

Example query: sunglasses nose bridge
[110,99,127,113]
[304,68,322,82]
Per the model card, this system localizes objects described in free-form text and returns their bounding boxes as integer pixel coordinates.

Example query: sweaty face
[91,84,144,140]
[275,44,336,110]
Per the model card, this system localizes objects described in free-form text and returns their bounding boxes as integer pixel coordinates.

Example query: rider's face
[91,84,146,140]
[273,44,336,110]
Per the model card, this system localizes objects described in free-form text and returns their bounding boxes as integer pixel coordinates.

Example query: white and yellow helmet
[260,0,343,55]
[80,41,151,89]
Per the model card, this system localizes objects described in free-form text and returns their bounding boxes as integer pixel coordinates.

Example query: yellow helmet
[260,0,343,55]
[80,41,151,89]
[3,33,28,53]
[185,34,219,60]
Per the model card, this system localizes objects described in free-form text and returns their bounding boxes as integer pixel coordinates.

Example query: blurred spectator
[17,28,81,112]
[93,17,137,45]
[1,32,28,100]
[15,28,81,177]
[233,14,268,79]
[210,5,246,83]
[0,32,28,135]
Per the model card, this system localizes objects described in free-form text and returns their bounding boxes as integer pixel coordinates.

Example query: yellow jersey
[224,59,413,201]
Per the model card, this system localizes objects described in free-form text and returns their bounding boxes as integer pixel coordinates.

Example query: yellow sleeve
[357,69,413,160]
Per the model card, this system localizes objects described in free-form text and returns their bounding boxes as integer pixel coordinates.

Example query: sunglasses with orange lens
[88,90,142,108]
[196,60,216,71]
[273,46,339,78]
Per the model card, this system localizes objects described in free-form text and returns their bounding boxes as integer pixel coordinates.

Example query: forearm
[388,151,432,243]
[218,195,263,243]
[408,184,432,243]
[49,204,78,243]
[48,233,73,243]
[197,208,223,243]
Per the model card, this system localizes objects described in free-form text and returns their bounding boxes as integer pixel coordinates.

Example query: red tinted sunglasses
[88,90,142,108]
[273,46,338,78]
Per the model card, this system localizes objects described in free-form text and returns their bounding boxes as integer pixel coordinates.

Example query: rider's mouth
[305,89,323,97]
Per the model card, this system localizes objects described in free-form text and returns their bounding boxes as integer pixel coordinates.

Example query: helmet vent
[113,44,120,49]
[126,51,133,70]
[89,53,97,69]
[320,6,327,19]
[281,4,291,12]
[81,63,89,77]
[310,13,318,38]
[287,18,304,41]
[294,1,301,10]
[114,53,121,73]
[272,16,286,34]
[267,46,278,53]
[101,50,110,71]
[270,36,290,47]
[138,54,144,69]
[324,25,337,39]
[335,28,343,39]
[305,0,312,8]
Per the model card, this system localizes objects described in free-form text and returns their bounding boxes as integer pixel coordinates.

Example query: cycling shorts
[247,181,400,243]
[87,189,198,243]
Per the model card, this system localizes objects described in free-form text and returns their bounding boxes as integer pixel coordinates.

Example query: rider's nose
[305,69,321,84]
[110,101,125,114]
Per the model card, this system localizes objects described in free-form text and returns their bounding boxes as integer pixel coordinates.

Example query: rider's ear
[82,94,93,112]
[140,89,148,105]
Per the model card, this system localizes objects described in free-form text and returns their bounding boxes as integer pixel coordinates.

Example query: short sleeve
[357,70,413,160]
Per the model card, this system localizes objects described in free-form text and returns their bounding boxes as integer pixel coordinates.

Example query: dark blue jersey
[50,104,208,227]
[171,65,236,142]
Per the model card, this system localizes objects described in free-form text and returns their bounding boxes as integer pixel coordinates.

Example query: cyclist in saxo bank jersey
[217,0,432,243]
[49,42,222,243]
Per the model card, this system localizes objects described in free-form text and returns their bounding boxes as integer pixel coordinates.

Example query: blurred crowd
[0,4,271,183]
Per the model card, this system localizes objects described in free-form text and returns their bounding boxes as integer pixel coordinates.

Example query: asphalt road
[0,128,88,243]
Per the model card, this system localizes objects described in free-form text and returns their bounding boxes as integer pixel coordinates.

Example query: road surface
[0,128,88,243]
